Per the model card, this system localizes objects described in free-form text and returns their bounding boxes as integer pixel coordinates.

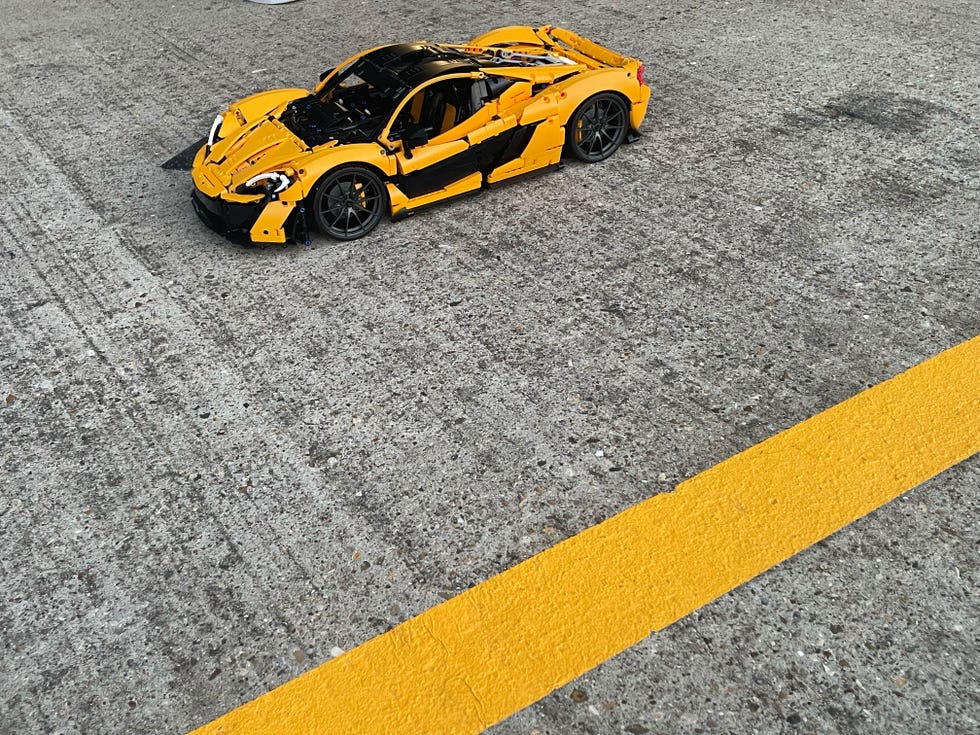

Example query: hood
[204,117,309,189]
[278,94,378,148]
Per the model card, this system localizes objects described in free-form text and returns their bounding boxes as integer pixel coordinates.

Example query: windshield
[279,58,411,147]
[317,58,410,136]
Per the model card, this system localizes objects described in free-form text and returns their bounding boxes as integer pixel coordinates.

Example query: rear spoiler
[539,26,634,68]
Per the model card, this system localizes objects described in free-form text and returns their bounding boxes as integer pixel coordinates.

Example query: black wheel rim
[318,171,384,239]
[573,97,627,160]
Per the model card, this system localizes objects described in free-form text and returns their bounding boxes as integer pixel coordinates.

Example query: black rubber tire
[311,165,387,241]
[565,92,630,163]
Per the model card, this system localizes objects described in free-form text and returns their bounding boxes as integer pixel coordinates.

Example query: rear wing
[540,26,636,68]
[466,25,641,70]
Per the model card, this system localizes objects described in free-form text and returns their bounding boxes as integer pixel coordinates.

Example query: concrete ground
[1,0,977,733]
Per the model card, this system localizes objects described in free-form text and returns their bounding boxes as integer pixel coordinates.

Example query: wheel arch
[568,89,632,123]
[552,69,640,126]
[297,144,396,198]
[312,160,390,189]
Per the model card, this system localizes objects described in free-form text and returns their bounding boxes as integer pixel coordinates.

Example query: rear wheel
[311,166,387,241]
[565,93,630,163]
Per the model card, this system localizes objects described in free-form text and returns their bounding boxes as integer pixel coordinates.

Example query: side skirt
[390,163,563,222]
[484,162,562,190]
[390,188,483,222]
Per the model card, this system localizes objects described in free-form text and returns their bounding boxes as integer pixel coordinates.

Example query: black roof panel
[360,43,481,87]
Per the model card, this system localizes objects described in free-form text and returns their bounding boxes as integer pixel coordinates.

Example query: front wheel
[565,93,630,163]
[311,166,387,241]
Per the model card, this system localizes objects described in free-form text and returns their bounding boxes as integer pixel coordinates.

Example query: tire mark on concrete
[0,108,425,646]
[1,203,322,691]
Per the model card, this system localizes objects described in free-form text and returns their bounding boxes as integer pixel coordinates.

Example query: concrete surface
[0,0,977,733]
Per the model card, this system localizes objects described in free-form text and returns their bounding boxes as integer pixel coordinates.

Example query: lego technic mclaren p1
[190,26,650,243]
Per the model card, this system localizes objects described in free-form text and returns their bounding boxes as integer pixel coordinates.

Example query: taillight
[637,65,646,86]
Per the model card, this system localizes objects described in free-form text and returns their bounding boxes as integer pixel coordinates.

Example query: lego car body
[190,26,650,243]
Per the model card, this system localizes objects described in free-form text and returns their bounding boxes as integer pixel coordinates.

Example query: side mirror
[401,124,429,159]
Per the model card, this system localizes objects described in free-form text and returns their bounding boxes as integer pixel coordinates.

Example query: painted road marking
[190,336,980,735]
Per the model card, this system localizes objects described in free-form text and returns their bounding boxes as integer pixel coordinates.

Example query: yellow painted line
[190,336,980,735]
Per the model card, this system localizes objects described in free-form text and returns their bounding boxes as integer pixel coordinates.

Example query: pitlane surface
[1,0,978,733]
[187,337,979,735]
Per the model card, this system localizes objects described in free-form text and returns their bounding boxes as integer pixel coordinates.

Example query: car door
[383,75,486,198]
[382,74,543,200]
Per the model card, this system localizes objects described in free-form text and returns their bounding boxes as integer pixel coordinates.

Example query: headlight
[206,114,224,152]
[238,172,292,195]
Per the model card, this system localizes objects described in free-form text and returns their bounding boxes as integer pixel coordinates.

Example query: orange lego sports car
[190,26,650,244]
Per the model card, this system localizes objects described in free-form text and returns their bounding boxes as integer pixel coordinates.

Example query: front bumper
[191,188,265,245]
[191,188,309,246]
